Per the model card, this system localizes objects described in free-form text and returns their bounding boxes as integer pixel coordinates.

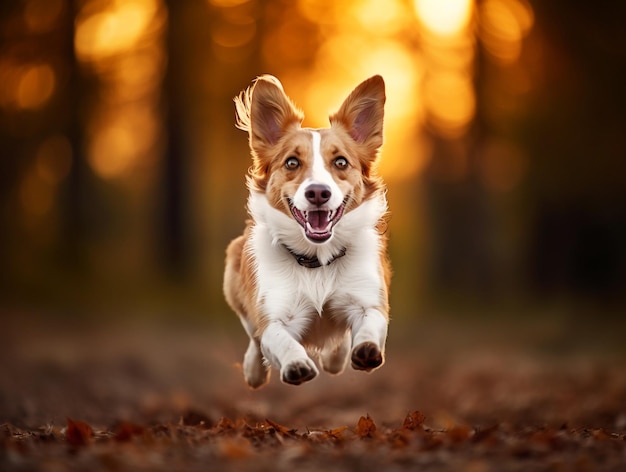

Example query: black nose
[305,184,332,205]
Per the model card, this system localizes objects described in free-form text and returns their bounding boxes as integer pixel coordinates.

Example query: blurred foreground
[2,307,625,470]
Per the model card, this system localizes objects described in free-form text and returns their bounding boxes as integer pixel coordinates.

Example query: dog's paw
[281,358,318,385]
[321,334,351,375]
[244,366,270,389]
[243,341,270,389]
[351,342,383,372]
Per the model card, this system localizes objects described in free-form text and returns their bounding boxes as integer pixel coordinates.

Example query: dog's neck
[284,245,347,269]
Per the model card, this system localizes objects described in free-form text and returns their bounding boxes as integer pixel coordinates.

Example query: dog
[223,75,390,388]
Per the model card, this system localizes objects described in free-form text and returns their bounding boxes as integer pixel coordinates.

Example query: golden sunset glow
[23,0,65,33]
[75,1,161,61]
[413,0,476,141]
[0,0,567,320]
[212,15,256,49]
[66,0,535,185]
[351,0,409,34]
[75,0,166,180]
[16,64,56,110]
[87,105,159,179]
[414,0,473,37]
[206,0,250,7]
[479,0,534,64]
[277,0,428,181]
[112,48,165,98]
[89,124,137,178]
[209,0,258,63]
[424,73,476,137]
[294,48,425,179]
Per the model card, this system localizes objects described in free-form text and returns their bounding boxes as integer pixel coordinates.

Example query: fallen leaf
[65,418,93,447]
[447,424,471,443]
[355,415,377,439]
[306,426,347,443]
[592,429,612,441]
[115,422,145,442]
[265,418,299,438]
[327,425,348,439]
[402,411,426,431]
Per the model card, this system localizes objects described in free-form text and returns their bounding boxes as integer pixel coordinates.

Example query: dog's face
[235,75,385,244]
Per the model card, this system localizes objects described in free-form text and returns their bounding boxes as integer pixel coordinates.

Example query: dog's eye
[334,156,349,169]
[285,157,300,170]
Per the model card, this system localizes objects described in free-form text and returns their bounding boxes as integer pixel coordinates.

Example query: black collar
[284,246,347,269]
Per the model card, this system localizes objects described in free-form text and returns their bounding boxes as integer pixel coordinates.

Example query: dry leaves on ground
[2,411,625,471]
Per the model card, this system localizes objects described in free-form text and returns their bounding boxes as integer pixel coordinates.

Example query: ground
[1,306,625,471]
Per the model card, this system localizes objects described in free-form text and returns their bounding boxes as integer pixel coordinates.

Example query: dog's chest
[257,259,345,315]
[292,265,344,312]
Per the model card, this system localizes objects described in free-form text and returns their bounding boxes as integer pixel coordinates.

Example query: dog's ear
[235,75,303,151]
[330,75,385,151]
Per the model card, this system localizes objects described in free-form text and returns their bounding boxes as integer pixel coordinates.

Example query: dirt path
[1,309,625,470]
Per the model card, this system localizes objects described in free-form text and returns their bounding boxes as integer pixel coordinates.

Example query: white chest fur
[247,192,387,334]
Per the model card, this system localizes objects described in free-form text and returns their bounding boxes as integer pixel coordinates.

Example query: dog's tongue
[307,210,330,231]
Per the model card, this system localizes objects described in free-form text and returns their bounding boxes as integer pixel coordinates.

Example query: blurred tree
[161,0,192,279]
[0,0,99,289]
[60,0,96,273]
[524,1,626,301]
[1,0,624,311]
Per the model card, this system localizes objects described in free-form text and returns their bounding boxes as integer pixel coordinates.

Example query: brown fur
[225,75,390,388]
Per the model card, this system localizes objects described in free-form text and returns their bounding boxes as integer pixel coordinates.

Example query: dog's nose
[305,184,332,205]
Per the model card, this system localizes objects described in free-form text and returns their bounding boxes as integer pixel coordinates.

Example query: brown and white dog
[223,75,390,388]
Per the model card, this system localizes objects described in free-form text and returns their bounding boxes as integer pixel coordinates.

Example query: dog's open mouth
[289,198,348,243]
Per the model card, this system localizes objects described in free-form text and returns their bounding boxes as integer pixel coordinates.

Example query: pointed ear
[235,75,303,151]
[329,75,385,149]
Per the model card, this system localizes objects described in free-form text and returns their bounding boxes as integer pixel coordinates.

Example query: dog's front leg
[242,338,270,389]
[349,307,388,372]
[260,321,319,385]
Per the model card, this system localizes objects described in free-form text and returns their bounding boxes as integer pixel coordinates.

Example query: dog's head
[235,75,385,244]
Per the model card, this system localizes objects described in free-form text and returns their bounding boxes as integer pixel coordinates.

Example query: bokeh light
[207,0,250,7]
[75,0,161,61]
[415,0,476,140]
[74,0,166,181]
[88,106,158,179]
[351,0,410,35]
[275,0,428,181]
[423,72,476,137]
[414,0,473,37]
[16,64,56,110]
[479,0,534,64]
[23,0,65,34]
[0,0,557,309]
